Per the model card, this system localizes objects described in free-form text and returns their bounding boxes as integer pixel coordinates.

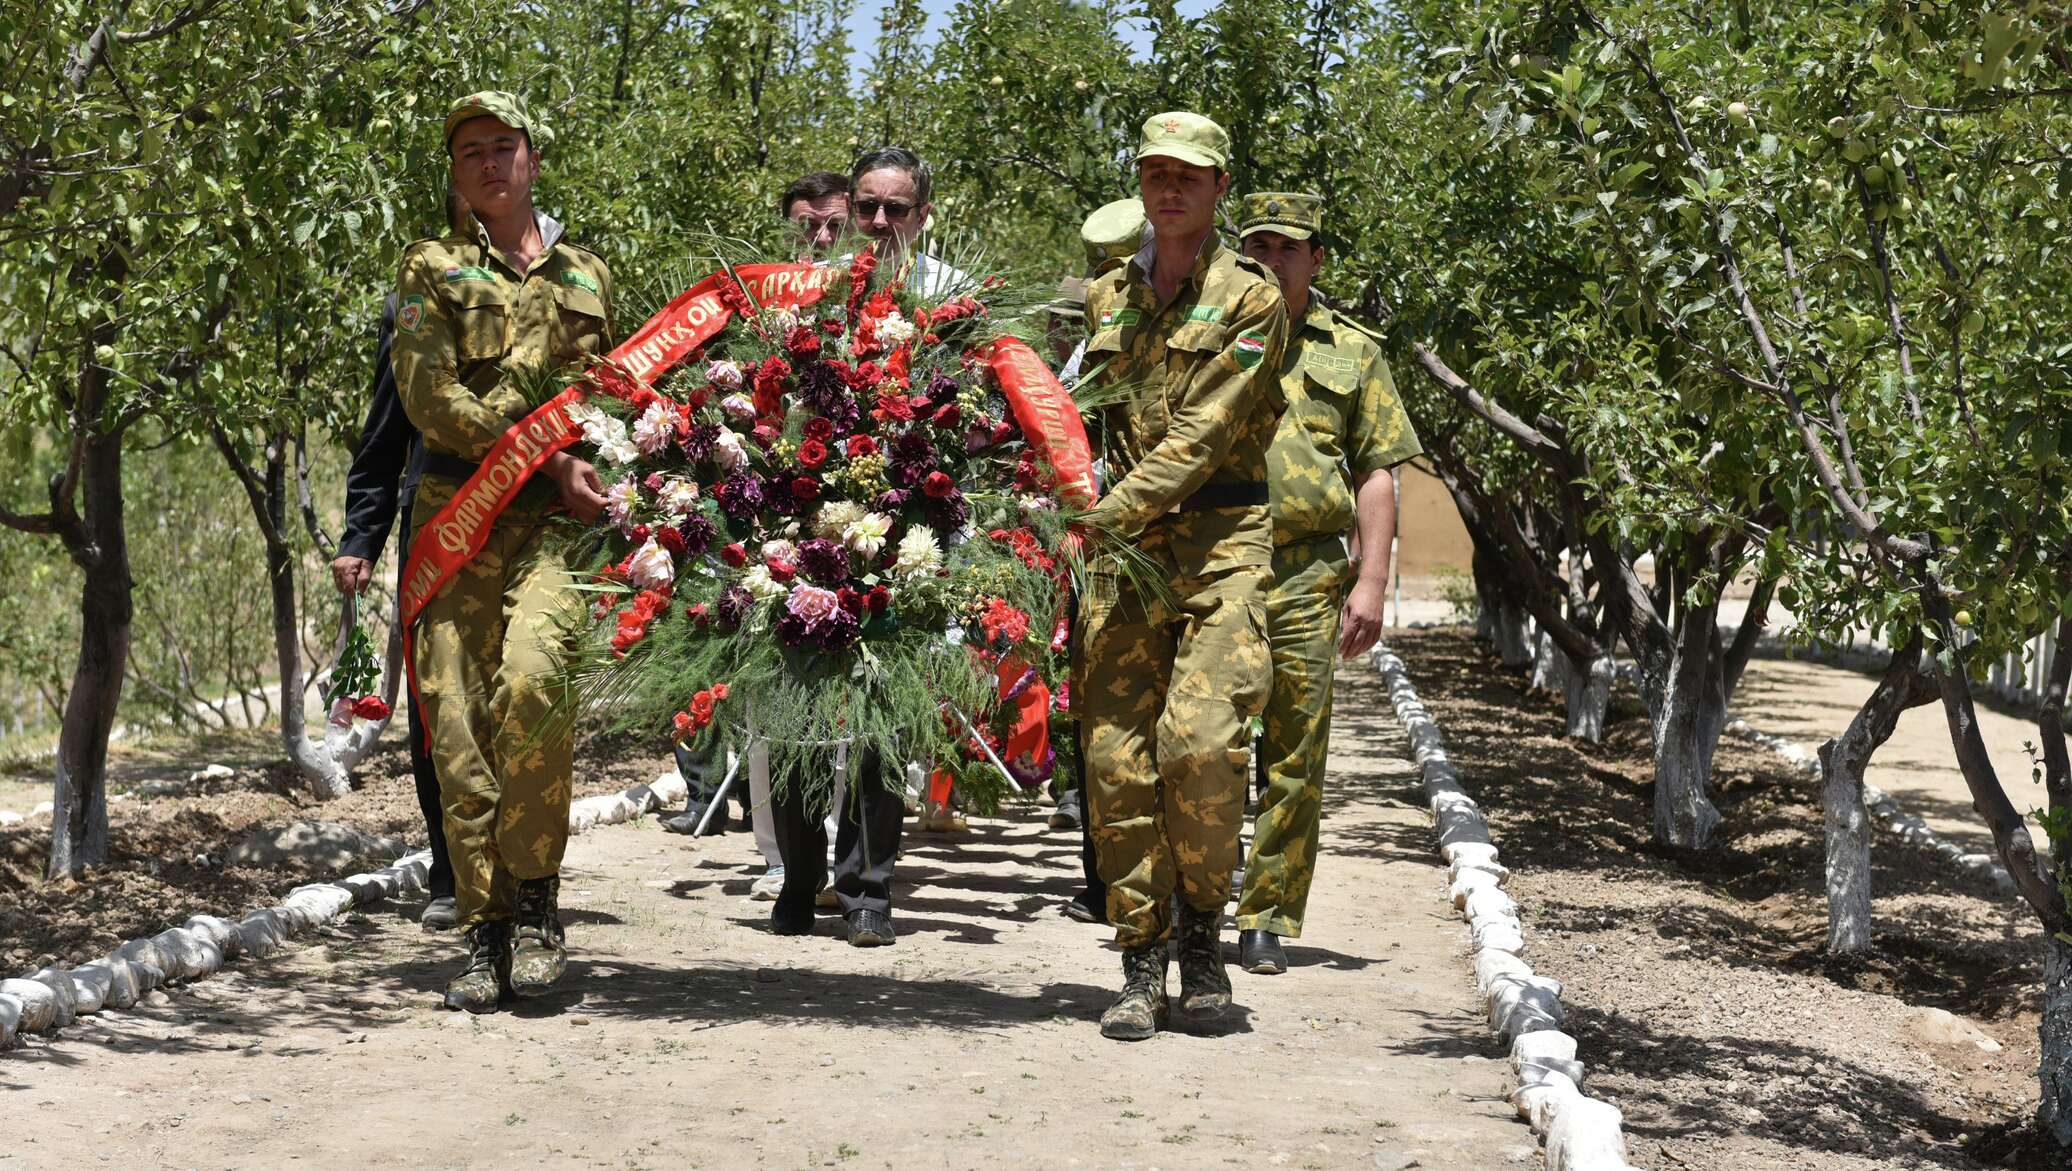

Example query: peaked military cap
[444,90,550,152]
[1238,192,1324,242]
[1081,197,1146,271]
[1135,111,1229,169]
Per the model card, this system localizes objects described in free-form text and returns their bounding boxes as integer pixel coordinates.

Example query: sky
[842,0,1221,76]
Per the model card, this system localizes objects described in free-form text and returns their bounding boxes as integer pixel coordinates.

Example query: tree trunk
[259,442,351,800]
[1563,654,1612,742]
[1815,639,1934,954]
[49,428,131,879]
[1529,630,1559,691]
[2044,937,2072,1146]
[1643,598,1725,850]
[1492,601,1533,668]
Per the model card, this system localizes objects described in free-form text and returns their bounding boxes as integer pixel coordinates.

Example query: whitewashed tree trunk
[1641,604,1723,850]
[1563,656,1611,743]
[1529,632,1559,692]
[1493,603,1533,669]
[1814,641,1934,954]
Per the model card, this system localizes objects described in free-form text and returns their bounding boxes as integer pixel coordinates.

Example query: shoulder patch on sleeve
[1183,304,1225,324]
[562,268,600,294]
[1233,330,1268,369]
[396,294,429,335]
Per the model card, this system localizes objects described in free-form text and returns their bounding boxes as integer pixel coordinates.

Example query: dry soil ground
[1,663,1534,1171]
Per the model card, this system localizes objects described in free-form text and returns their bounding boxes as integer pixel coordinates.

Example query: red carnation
[930,402,962,429]
[854,360,883,387]
[791,476,821,501]
[349,695,392,721]
[629,523,650,542]
[752,424,779,449]
[803,417,835,442]
[657,526,687,555]
[785,324,822,359]
[872,393,914,423]
[672,711,697,739]
[713,683,730,701]
[753,355,792,419]
[922,471,956,499]
[845,434,878,459]
[866,585,891,613]
[689,689,717,724]
[720,542,748,567]
[687,602,711,626]
[837,587,866,614]
[821,317,845,336]
[797,438,830,470]
[768,557,797,583]
[991,421,1016,445]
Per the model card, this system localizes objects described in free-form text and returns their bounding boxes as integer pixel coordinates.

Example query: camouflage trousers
[1236,538,1349,938]
[410,511,581,931]
[1077,539,1273,951]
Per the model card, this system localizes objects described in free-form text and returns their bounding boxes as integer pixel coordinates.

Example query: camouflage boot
[509,875,567,997]
[442,920,511,1014]
[1099,943,1169,1041]
[1177,904,1232,1018]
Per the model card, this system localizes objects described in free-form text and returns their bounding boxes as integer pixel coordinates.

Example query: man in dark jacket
[329,186,471,930]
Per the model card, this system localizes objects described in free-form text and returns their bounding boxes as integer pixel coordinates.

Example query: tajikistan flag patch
[1233,331,1268,369]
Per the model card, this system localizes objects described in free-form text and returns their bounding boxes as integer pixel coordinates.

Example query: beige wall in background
[1395,462,1472,590]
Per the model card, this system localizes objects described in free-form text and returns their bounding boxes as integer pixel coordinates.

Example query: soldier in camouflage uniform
[1234,193,1422,975]
[391,91,614,1013]
[1076,112,1288,1041]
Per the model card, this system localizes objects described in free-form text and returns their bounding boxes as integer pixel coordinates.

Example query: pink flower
[785,582,839,627]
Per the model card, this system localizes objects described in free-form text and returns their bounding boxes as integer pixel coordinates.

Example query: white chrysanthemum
[875,310,918,349]
[762,307,800,335]
[625,538,675,590]
[843,512,893,559]
[893,526,940,579]
[605,480,641,528]
[712,427,749,470]
[659,477,700,516]
[739,564,787,601]
[815,500,867,540]
[571,402,639,465]
[760,538,798,564]
[631,401,675,456]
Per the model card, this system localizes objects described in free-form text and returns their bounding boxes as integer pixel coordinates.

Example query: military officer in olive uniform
[1076,112,1288,1041]
[391,91,613,1013]
[1234,193,1422,975]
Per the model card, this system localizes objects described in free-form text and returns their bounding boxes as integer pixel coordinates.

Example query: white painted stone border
[1723,717,2017,894]
[1371,644,1639,1171]
[0,767,689,1051]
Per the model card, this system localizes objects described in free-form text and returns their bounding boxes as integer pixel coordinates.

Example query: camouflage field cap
[1238,191,1324,242]
[1081,197,1146,271]
[443,90,549,152]
[1049,276,1089,319]
[1135,111,1229,169]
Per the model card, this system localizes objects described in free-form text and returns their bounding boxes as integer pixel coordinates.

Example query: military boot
[1176,904,1232,1018]
[510,875,567,997]
[443,920,511,1014]
[1099,943,1169,1041]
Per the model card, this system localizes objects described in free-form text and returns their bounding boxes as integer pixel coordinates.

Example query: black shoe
[1239,928,1287,975]
[770,905,815,936]
[1099,943,1169,1040]
[1176,904,1232,1017]
[420,895,459,932]
[509,876,567,997]
[442,920,511,1014]
[660,803,727,836]
[1063,893,1102,924]
[1047,790,1083,830]
[845,909,896,947]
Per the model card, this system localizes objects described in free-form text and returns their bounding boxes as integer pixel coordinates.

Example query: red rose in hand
[349,695,392,721]
[791,476,821,501]
[768,557,797,583]
[845,434,878,459]
[803,417,835,442]
[797,439,830,470]
[720,542,748,567]
[689,689,717,724]
[922,471,956,499]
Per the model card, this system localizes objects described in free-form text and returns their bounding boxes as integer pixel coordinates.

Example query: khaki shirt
[391,212,614,467]
[1082,236,1287,569]
[1268,301,1422,545]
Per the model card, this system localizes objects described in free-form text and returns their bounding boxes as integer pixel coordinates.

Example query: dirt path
[3,666,1533,1170]
[1734,655,2048,855]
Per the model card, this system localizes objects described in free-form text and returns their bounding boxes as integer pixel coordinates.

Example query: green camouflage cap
[1238,191,1325,242]
[1081,197,1146,271]
[1135,111,1229,169]
[443,90,549,152]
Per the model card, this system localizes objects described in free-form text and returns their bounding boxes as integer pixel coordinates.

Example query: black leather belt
[420,450,480,481]
[1178,482,1268,511]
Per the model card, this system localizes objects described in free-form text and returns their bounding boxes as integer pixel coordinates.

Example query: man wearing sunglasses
[849,147,971,300]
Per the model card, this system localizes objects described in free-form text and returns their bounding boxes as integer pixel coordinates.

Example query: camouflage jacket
[1082,236,1287,568]
[1268,301,1423,546]
[390,211,613,470]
